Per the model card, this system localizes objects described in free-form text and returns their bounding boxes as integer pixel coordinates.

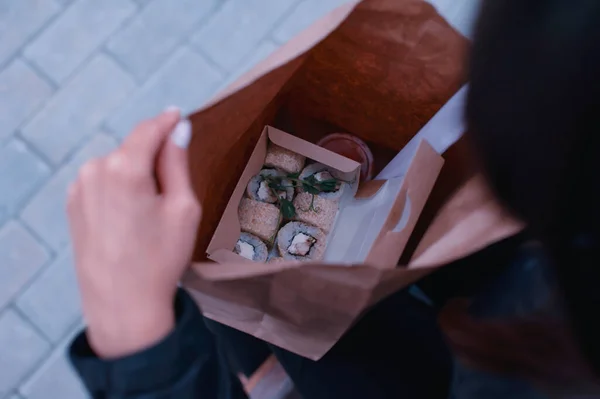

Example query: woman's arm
[65,109,246,398]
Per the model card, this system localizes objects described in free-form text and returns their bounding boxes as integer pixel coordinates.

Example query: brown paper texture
[180,0,520,359]
[409,174,525,269]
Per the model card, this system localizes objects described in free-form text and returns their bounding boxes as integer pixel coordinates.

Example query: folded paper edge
[194,1,361,115]
[268,126,361,173]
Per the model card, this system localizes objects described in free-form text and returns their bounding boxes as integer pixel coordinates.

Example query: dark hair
[466,0,600,374]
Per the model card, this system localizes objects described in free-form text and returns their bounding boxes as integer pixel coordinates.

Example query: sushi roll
[277,222,326,262]
[264,143,306,174]
[246,169,294,203]
[293,192,338,232]
[234,232,268,262]
[299,163,349,201]
[238,198,281,242]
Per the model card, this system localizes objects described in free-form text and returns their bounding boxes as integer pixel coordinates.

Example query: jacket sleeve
[68,288,248,399]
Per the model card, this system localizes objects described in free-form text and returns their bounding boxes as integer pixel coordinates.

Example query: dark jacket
[69,236,566,399]
[68,285,454,399]
[69,289,248,399]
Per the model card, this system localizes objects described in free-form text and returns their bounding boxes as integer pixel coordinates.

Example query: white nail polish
[165,105,180,114]
[171,119,192,149]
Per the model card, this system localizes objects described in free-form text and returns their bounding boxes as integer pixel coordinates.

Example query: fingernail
[171,119,192,149]
[164,105,181,117]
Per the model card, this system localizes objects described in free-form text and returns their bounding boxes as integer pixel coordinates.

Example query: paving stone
[106,0,219,82]
[133,0,154,5]
[0,59,54,142]
[272,0,350,44]
[216,39,279,94]
[23,0,136,84]
[189,0,298,71]
[0,0,61,66]
[0,309,51,398]
[19,324,86,399]
[16,250,81,343]
[0,221,50,310]
[233,39,279,79]
[20,134,118,251]
[21,55,135,165]
[0,140,51,226]
[443,0,481,39]
[106,46,223,138]
[430,0,456,16]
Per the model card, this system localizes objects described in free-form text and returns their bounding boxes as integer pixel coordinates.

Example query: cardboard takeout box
[181,0,522,359]
[207,125,444,267]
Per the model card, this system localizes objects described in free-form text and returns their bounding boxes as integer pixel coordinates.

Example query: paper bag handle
[391,189,412,234]
[363,189,414,268]
[365,141,444,268]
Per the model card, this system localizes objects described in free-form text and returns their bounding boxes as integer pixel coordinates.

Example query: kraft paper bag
[181,0,522,360]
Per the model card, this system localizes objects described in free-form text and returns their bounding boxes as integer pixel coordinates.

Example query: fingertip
[170,119,192,149]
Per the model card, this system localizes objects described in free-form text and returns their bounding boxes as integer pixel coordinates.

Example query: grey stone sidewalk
[0,0,477,398]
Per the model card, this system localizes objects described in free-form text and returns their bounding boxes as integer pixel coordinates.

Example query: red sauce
[317,133,374,181]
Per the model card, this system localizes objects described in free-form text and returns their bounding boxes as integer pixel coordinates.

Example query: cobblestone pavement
[0,0,478,397]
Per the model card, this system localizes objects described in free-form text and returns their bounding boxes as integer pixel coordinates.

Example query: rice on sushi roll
[299,163,349,201]
[267,256,298,264]
[264,143,306,174]
[277,222,326,262]
[246,169,294,203]
[234,232,268,262]
[267,256,301,265]
[238,198,281,242]
[292,192,338,233]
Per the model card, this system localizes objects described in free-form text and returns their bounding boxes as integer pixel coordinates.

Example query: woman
[440,0,600,396]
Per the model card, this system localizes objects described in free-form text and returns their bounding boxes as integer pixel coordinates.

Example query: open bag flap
[184,264,382,359]
[408,174,526,269]
[363,174,525,308]
[185,259,437,359]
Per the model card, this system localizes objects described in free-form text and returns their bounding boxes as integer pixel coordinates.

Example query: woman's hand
[67,108,201,358]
